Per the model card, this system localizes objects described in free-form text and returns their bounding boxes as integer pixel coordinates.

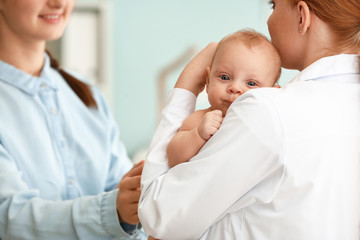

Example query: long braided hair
[46,50,98,109]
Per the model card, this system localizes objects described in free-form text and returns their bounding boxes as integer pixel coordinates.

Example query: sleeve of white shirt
[140,88,197,187]
[139,88,285,240]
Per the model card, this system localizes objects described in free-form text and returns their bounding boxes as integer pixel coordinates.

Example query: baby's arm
[167,109,223,168]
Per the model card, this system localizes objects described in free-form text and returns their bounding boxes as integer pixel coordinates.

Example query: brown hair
[220,29,273,50]
[46,50,98,109]
[213,29,282,82]
[290,0,360,70]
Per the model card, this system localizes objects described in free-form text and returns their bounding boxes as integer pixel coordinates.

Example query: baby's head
[206,29,281,116]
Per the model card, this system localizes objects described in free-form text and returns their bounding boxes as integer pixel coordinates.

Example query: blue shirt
[0,54,145,239]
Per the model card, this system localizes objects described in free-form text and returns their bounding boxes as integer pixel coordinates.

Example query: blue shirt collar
[0,53,58,95]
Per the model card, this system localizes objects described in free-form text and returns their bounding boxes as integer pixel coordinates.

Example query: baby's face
[206,40,279,116]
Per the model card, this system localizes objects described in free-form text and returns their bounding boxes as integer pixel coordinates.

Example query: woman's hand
[175,42,218,96]
[148,236,159,240]
[116,160,145,225]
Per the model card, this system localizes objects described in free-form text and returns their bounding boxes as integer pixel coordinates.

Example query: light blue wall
[111,0,298,157]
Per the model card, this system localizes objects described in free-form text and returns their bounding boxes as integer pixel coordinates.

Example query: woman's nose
[47,0,66,8]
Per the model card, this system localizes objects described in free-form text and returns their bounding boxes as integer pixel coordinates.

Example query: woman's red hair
[290,0,360,69]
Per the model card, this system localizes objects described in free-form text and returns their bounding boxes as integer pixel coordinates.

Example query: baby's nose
[228,84,244,95]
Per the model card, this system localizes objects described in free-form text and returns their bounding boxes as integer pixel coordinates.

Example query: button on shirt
[0,54,144,239]
[139,54,360,240]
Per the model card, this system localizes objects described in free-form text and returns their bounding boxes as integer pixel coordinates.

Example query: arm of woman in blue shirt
[0,140,145,240]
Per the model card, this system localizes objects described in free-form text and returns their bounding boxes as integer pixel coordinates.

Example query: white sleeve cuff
[164,88,197,116]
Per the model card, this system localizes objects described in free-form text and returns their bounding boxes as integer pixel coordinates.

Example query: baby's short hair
[213,29,282,83]
[220,29,270,49]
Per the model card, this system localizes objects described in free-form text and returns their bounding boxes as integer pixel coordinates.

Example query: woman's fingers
[127,160,145,177]
[122,160,144,178]
[175,42,218,96]
[116,160,145,224]
[119,175,141,190]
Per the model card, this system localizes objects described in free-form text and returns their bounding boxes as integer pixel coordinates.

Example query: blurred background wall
[48,0,298,161]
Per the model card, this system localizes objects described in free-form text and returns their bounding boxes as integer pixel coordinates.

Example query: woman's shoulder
[241,84,304,104]
[231,86,301,122]
[237,87,285,104]
[54,69,113,120]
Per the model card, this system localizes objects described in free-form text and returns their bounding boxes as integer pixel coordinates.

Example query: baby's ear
[273,84,281,88]
[205,66,211,93]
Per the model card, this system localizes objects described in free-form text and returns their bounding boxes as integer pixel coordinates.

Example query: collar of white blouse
[291,54,359,84]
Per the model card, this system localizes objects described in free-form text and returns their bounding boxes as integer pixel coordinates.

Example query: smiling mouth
[40,14,62,20]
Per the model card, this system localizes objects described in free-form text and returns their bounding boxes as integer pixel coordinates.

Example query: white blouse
[139,54,360,240]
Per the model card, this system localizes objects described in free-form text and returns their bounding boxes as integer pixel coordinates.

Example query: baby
[167,29,281,167]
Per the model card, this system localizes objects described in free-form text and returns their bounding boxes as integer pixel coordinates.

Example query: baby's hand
[198,110,223,140]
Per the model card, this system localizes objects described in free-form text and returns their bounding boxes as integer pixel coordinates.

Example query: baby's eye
[220,75,230,80]
[246,81,257,87]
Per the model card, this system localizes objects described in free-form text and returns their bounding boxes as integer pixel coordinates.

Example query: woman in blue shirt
[0,0,144,239]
